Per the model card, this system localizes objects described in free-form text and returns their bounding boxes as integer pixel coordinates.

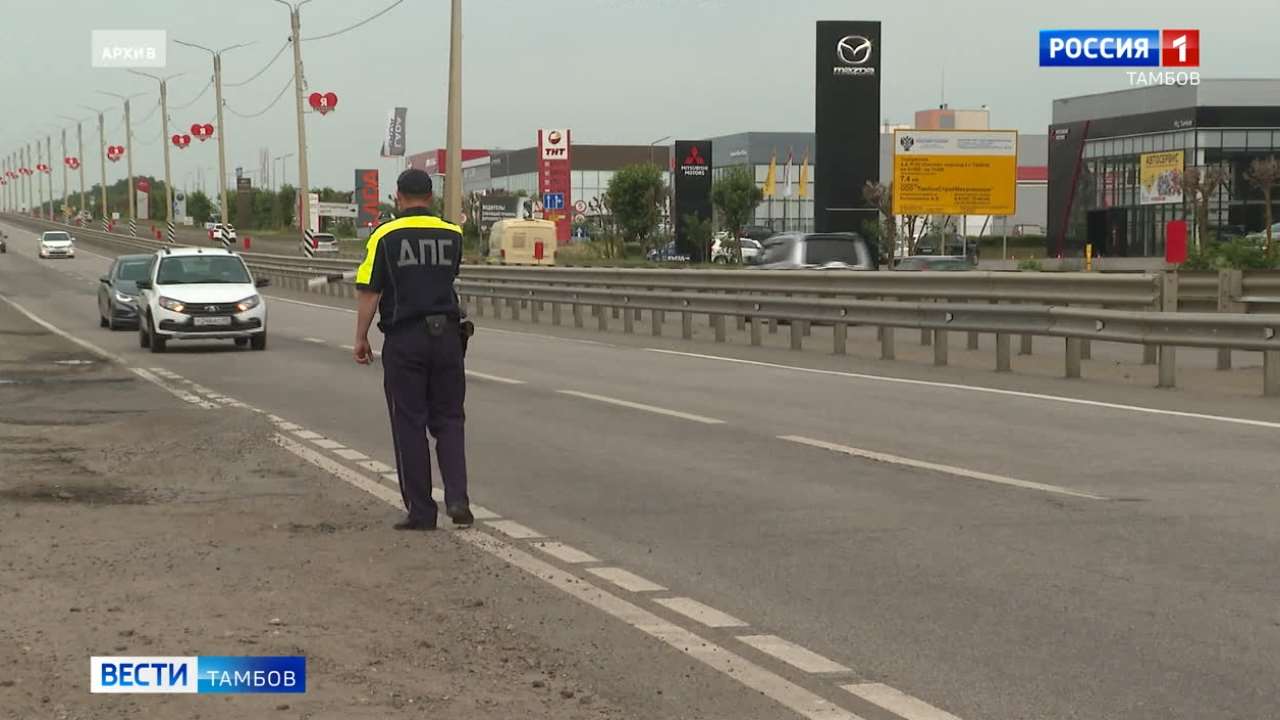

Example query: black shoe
[393,516,437,531]
[446,503,474,528]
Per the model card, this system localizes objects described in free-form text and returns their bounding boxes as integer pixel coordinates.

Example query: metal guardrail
[5,213,1280,395]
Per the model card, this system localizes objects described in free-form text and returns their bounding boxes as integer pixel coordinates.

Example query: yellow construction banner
[892,130,1018,216]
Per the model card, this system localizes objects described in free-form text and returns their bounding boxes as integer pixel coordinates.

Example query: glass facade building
[1048,80,1280,258]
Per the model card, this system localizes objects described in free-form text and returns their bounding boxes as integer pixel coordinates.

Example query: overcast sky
[2,0,1276,191]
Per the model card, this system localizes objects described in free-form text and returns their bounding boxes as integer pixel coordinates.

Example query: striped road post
[166,220,175,243]
[219,225,231,250]
[301,229,315,258]
[128,217,137,237]
[101,217,109,232]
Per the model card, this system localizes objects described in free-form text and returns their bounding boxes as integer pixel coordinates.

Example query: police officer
[353,168,472,531]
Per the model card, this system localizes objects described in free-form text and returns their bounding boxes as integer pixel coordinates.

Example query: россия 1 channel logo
[1039,29,1199,86]
[90,656,306,694]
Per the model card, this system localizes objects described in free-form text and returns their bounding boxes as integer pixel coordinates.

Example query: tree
[862,181,898,264]
[711,167,763,263]
[1245,155,1280,253]
[605,163,666,251]
[682,213,714,264]
[187,190,213,225]
[277,185,296,229]
[1176,164,1229,251]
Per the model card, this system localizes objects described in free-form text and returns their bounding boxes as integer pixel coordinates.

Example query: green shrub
[1181,238,1279,270]
[555,242,604,265]
[623,241,644,258]
[1017,258,1044,272]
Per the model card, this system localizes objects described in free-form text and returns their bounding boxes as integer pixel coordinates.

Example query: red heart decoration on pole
[190,123,202,136]
[202,124,214,140]
[182,134,191,147]
[308,92,322,110]
[172,134,183,147]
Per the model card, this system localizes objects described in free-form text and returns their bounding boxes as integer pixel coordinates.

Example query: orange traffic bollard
[243,236,251,250]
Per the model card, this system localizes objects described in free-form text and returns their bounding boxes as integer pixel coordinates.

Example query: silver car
[754,233,878,270]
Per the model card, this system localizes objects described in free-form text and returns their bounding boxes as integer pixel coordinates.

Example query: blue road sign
[543,192,565,211]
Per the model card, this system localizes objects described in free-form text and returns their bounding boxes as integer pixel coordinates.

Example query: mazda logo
[836,35,873,65]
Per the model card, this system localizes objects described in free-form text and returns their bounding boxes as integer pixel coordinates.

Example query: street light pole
[131,71,184,242]
[35,140,46,219]
[99,91,145,234]
[176,40,251,248]
[60,128,68,221]
[44,135,55,220]
[274,0,315,253]
[444,0,462,224]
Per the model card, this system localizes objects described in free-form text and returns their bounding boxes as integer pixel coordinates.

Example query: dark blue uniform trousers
[381,321,469,523]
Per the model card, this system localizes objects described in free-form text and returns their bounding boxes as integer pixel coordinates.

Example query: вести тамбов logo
[1039,29,1200,87]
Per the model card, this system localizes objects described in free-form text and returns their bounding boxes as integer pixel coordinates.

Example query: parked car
[753,232,878,270]
[207,223,238,244]
[97,254,154,330]
[37,231,75,259]
[893,255,974,271]
[647,241,691,263]
[711,234,763,264]
[309,232,340,255]
[1244,222,1280,246]
[134,246,270,352]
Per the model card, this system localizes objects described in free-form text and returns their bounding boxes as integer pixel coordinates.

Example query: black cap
[397,168,433,196]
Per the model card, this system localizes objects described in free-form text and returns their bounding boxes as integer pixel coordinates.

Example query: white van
[487,219,557,265]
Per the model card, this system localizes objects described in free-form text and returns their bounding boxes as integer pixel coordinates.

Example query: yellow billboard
[1139,151,1184,205]
[892,130,1018,216]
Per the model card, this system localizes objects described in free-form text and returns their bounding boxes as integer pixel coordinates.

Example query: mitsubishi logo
[836,35,873,65]
[683,146,706,166]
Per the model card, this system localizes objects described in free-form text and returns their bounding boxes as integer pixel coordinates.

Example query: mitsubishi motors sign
[537,128,572,244]
[673,140,712,261]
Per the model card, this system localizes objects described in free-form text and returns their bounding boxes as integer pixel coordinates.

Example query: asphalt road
[4,219,1280,720]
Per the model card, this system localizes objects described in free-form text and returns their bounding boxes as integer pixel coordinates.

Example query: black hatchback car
[98,254,154,330]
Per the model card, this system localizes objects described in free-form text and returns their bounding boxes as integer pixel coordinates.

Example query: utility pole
[275,0,314,254]
[176,40,250,247]
[100,91,145,234]
[26,143,34,216]
[444,0,462,224]
[45,136,54,220]
[132,71,184,242]
[35,141,45,219]
[80,105,110,229]
[59,128,69,221]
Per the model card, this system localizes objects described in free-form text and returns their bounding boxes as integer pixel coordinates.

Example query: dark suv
[754,232,878,270]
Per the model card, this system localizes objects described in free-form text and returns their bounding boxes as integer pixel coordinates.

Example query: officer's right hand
[353,337,374,365]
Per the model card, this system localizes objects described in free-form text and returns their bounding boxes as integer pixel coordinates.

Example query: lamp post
[58,115,88,221]
[98,90,147,234]
[273,0,316,252]
[79,105,110,229]
[649,136,671,168]
[444,0,463,224]
[131,70,185,242]
[175,40,252,246]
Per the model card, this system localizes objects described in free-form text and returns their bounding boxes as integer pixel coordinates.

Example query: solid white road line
[269,296,356,314]
[648,348,1280,432]
[310,438,345,450]
[586,566,666,592]
[485,520,544,539]
[842,683,964,720]
[737,635,851,674]
[357,459,393,474]
[465,370,526,385]
[557,390,725,425]
[303,337,327,344]
[779,435,1106,501]
[292,429,323,440]
[332,448,369,461]
[533,541,600,565]
[471,505,501,520]
[654,597,749,628]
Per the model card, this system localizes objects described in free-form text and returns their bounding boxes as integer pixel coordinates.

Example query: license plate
[193,316,232,327]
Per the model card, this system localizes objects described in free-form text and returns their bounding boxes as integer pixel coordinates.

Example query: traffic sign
[542,192,565,211]
[574,199,586,213]
[459,212,469,225]
[574,212,586,223]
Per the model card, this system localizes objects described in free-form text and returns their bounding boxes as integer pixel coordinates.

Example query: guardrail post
[551,302,561,326]
[1081,339,1092,360]
[967,330,979,351]
[921,328,932,346]
[789,321,803,350]
[996,333,1011,372]
[474,296,484,317]
[1265,351,1280,397]
[529,299,540,324]
[768,318,778,334]
[491,296,501,319]
[833,322,847,355]
[933,329,948,366]
[651,310,662,336]
[712,314,726,342]
[573,303,584,328]
[1020,334,1033,355]
[800,320,811,337]
[1158,271,1178,388]
[736,315,746,331]
[1065,338,1082,379]
[1217,269,1244,370]
[509,299,520,321]
[597,306,609,331]
[880,326,895,359]
[634,308,642,323]
[623,306,635,334]
[681,312,693,340]
[611,306,621,320]
[750,317,763,346]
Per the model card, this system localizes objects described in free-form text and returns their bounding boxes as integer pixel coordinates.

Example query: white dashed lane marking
[485,520,544,539]
[779,435,1106,501]
[357,459,394,474]
[556,390,725,425]
[292,429,323,440]
[586,566,666,593]
[303,337,327,344]
[310,438,345,450]
[333,448,368,461]
[466,370,526,385]
[842,683,963,720]
[654,597,749,628]
[737,635,851,674]
[532,541,600,564]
